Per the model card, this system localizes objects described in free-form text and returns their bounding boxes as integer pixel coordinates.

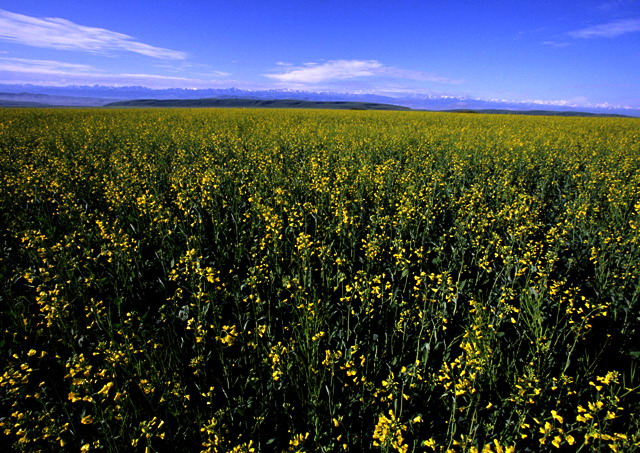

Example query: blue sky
[0,0,639,108]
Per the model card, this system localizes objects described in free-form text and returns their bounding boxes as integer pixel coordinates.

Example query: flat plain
[1,108,639,452]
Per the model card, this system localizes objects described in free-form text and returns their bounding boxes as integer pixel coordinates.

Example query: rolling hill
[105,98,412,110]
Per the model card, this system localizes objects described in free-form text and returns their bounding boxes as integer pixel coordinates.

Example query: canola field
[1,108,639,452]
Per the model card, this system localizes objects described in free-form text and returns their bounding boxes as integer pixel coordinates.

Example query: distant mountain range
[0,90,115,107]
[440,109,631,118]
[0,84,638,117]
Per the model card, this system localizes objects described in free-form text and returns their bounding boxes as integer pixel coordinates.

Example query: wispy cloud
[264,60,461,85]
[265,60,383,83]
[0,57,239,89]
[376,66,462,83]
[0,57,98,74]
[568,18,640,38]
[542,40,572,47]
[0,9,186,59]
[598,0,637,11]
[152,61,231,78]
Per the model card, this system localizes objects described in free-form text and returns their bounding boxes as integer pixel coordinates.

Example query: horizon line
[0,82,638,113]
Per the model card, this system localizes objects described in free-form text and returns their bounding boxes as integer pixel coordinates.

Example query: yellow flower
[80,415,94,425]
[540,421,552,434]
[551,410,563,423]
[97,382,114,396]
[422,438,437,449]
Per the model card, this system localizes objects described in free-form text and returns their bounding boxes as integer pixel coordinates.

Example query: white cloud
[0,57,239,89]
[265,60,382,83]
[568,18,640,38]
[376,66,462,83]
[207,70,232,77]
[542,40,572,47]
[0,57,97,74]
[152,63,231,78]
[0,9,186,59]
[598,0,637,11]
[264,59,461,85]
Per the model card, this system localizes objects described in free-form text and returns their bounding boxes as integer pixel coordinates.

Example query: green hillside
[105,98,412,110]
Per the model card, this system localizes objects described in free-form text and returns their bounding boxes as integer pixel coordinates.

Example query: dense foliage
[1,108,639,452]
